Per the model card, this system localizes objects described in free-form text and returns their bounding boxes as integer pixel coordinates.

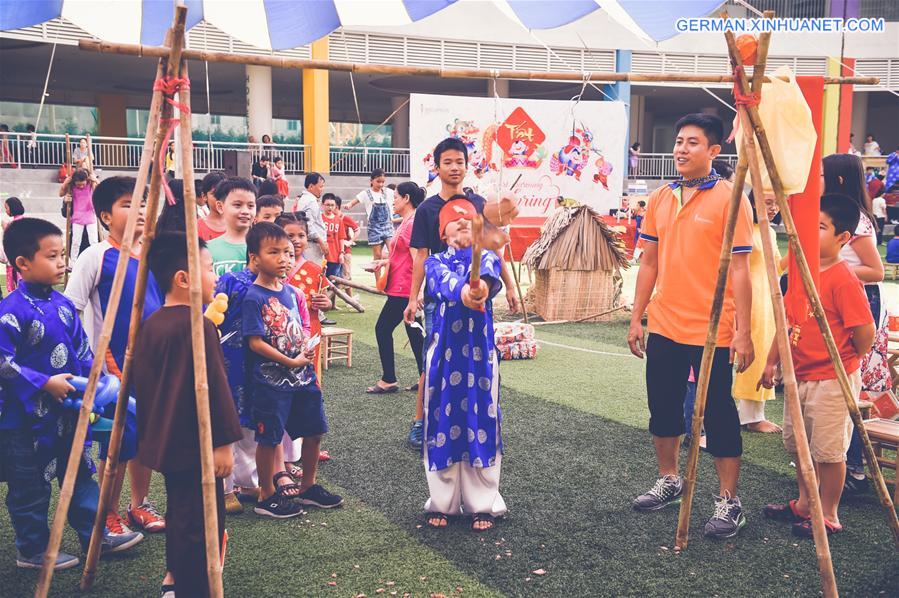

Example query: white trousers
[424,455,507,517]
[224,429,301,493]
[70,221,98,264]
[737,398,766,426]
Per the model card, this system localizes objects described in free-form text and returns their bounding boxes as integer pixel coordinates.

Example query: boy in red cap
[422,196,506,533]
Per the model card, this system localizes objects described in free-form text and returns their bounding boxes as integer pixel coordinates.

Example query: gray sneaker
[100,529,144,556]
[633,475,683,511]
[16,550,79,570]
[704,493,747,539]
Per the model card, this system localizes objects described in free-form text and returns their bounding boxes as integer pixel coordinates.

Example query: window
[0,101,97,135]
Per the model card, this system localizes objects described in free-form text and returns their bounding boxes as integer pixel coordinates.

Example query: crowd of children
[0,119,891,595]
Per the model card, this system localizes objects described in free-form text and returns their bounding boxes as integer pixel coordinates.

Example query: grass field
[1,248,897,597]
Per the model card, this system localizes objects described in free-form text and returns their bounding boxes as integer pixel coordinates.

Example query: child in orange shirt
[759,194,875,537]
[321,195,345,279]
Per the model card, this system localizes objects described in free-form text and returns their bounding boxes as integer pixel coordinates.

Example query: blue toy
[61,374,136,415]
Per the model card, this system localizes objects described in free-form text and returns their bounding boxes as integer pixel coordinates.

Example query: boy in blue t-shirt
[242,223,343,518]
[886,233,899,264]
[65,176,165,536]
[0,218,141,569]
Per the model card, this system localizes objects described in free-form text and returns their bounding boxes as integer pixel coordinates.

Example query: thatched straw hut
[522,206,629,322]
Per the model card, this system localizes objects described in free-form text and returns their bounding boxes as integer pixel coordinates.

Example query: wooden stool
[864,418,899,505]
[858,400,874,420]
[883,261,899,281]
[321,327,353,370]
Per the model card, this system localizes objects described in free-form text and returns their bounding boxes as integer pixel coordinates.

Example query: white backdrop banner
[410,93,628,218]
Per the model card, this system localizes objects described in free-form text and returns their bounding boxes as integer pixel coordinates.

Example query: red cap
[439,197,477,238]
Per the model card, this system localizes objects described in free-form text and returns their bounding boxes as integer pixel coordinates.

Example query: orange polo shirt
[639,179,754,347]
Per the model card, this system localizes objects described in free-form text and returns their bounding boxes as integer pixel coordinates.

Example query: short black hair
[72,168,90,183]
[201,171,227,196]
[321,195,338,205]
[396,181,425,208]
[333,195,343,208]
[213,176,256,203]
[5,196,25,217]
[257,178,279,197]
[147,231,208,295]
[260,155,270,162]
[3,217,62,272]
[93,176,141,229]
[820,193,861,238]
[247,221,289,256]
[370,168,385,180]
[321,192,336,202]
[305,172,324,189]
[273,156,283,163]
[257,195,285,211]
[276,213,308,232]
[711,158,734,180]
[433,137,468,165]
[675,113,724,146]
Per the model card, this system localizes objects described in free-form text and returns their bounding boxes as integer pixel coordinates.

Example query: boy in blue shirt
[886,233,899,264]
[0,218,142,569]
[242,223,343,517]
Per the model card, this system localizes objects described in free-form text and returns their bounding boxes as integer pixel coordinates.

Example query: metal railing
[329,146,410,176]
[0,132,312,174]
[629,153,739,180]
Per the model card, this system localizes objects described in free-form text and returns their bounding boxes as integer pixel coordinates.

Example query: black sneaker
[633,475,683,511]
[254,494,306,518]
[704,493,747,539]
[843,472,869,494]
[296,484,344,508]
[321,318,337,326]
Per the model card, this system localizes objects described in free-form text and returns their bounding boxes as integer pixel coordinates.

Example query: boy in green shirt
[208,177,257,276]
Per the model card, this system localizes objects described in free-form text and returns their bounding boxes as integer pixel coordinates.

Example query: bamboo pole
[330,275,385,296]
[674,151,749,550]
[78,25,178,591]
[63,133,72,287]
[323,276,365,312]
[178,59,226,598]
[723,28,899,551]
[76,39,879,86]
[36,9,189,597]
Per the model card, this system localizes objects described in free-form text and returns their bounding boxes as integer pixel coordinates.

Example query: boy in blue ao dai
[422,198,506,529]
[0,218,141,569]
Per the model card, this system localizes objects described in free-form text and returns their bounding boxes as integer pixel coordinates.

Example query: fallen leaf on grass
[376,589,385,594]
[386,581,396,586]
[328,581,337,587]
[420,577,428,582]
[430,594,446,598]
[525,578,531,582]
[331,573,337,578]
[532,569,546,576]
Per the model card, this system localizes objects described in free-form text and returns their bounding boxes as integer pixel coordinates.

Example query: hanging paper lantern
[736,34,759,66]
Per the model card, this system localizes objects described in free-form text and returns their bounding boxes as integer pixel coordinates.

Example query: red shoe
[127,499,166,533]
[105,512,133,536]
[318,450,331,462]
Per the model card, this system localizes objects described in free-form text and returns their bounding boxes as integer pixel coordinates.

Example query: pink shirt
[385,213,415,297]
[71,183,96,225]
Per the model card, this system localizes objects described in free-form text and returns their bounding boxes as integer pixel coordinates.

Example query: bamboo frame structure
[63,133,72,287]
[78,24,181,591]
[77,39,879,86]
[723,32,899,551]
[178,59,226,597]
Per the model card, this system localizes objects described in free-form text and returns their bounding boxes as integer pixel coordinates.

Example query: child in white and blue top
[421,198,506,532]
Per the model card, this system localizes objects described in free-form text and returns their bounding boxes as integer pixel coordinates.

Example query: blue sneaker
[407,420,423,449]
[100,529,144,556]
[16,550,79,570]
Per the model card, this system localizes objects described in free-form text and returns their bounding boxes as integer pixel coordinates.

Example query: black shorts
[645,333,742,458]
[252,383,328,446]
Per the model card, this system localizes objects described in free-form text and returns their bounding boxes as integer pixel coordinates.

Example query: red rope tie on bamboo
[153,76,192,205]
[732,65,761,107]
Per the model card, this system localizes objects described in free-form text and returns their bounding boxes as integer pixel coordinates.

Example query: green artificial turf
[1,248,897,597]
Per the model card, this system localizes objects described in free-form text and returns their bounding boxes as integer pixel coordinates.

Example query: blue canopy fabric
[0,0,723,50]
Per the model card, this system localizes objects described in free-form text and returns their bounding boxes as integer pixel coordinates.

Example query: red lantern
[736,34,758,66]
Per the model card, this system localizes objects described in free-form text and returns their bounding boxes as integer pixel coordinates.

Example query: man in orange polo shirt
[627,113,755,540]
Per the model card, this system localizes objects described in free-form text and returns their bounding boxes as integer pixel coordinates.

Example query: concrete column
[629,93,644,150]
[487,79,509,98]
[246,64,273,141]
[391,96,410,148]
[303,38,330,174]
[96,93,127,137]
[611,50,632,178]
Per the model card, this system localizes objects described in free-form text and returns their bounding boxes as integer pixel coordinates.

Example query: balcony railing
[0,132,317,173]
[329,146,410,176]
[630,153,739,180]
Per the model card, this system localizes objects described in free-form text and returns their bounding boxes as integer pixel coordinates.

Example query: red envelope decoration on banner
[496,107,545,159]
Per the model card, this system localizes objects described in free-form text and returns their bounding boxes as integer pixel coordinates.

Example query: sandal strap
[273,471,293,485]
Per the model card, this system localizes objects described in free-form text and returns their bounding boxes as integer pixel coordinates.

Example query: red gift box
[860,390,899,420]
